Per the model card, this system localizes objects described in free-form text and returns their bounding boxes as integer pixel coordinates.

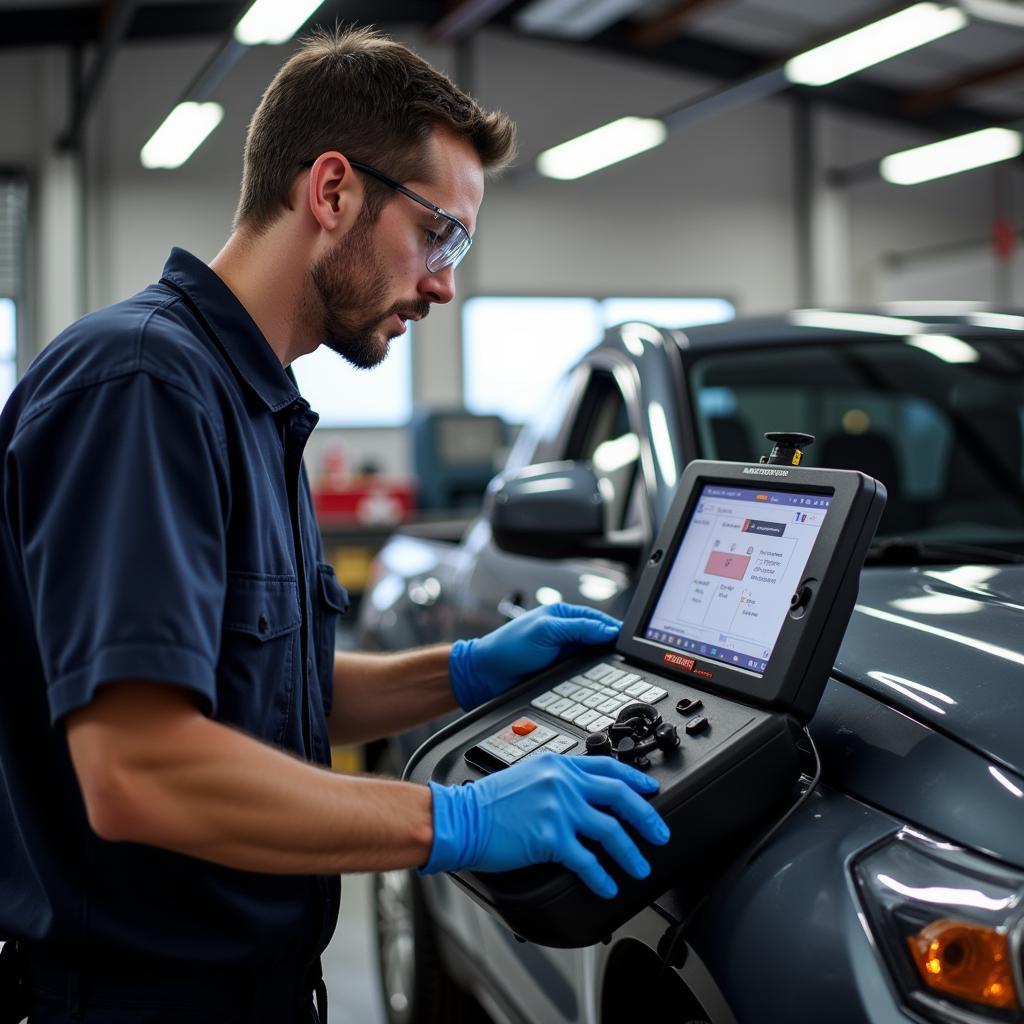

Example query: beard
[309,210,430,370]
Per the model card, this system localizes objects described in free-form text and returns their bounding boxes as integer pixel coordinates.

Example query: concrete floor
[324,625,388,1022]
[324,872,387,1024]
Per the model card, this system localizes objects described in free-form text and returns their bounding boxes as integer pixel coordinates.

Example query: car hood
[834,564,1024,773]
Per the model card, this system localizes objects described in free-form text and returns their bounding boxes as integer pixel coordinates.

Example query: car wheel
[372,755,487,1024]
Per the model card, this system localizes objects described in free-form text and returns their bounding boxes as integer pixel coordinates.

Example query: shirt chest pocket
[314,562,350,716]
[218,572,302,743]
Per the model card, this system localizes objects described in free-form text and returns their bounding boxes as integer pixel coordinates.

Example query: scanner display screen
[644,484,832,675]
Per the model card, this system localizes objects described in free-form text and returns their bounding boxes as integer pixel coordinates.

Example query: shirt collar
[160,247,300,413]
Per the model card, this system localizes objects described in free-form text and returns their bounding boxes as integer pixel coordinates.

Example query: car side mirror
[486,461,646,567]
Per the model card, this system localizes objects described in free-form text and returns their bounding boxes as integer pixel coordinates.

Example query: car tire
[372,753,487,1024]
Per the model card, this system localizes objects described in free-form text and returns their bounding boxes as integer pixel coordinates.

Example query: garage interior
[3,1,1024,1023]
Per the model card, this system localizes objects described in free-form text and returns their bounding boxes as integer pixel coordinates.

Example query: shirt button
[258,614,269,633]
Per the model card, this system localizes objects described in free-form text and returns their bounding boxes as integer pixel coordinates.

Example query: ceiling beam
[430,0,518,42]
[902,52,1024,114]
[58,0,139,151]
[0,6,98,48]
[584,3,998,141]
[0,3,241,48]
[498,40,995,193]
[129,2,240,38]
[628,0,727,49]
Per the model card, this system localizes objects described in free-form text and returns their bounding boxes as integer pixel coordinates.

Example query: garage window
[290,332,412,427]
[566,371,645,533]
[463,296,733,424]
[0,299,14,408]
[0,176,28,410]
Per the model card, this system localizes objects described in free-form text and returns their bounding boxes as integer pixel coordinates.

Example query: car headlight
[854,827,1024,1023]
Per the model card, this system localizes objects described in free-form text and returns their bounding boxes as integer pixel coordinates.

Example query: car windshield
[688,334,1024,551]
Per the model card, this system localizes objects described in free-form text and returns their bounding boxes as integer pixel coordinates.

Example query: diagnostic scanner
[404,436,886,948]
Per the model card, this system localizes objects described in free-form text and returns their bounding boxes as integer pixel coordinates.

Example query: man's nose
[418,265,455,305]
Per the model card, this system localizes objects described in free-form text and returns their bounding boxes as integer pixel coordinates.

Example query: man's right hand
[421,753,671,899]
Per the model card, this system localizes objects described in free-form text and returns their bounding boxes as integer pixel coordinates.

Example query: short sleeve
[5,372,229,722]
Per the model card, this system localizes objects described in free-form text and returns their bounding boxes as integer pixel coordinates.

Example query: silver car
[360,307,1024,1024]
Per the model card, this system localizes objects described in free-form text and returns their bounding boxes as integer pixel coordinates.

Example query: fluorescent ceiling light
[235,0,326,45]
[881,127,1023,185]
[906,334,980,363]
[961,0,1024,27]
[537,116,666,180]
[784,3,967,87]
[789,310,924,335]
[141,102,224,169]
[515,0,643,39]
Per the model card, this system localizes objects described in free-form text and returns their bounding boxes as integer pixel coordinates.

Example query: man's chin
[323,332,389,370]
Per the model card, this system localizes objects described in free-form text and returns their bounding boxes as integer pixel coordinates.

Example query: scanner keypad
[477,718,579,766]
[472,664,691,773]
[530,663,666,732]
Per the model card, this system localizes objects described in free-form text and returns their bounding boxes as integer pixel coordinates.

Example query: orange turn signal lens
[906,918,1018,1010]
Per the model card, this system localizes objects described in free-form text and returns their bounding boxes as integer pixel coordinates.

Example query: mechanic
[0,26,670,1024]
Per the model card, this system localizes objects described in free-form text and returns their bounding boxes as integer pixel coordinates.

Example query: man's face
[311,129,485,370]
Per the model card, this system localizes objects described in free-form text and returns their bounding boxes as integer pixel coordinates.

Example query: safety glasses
[300,157,472,273]
[348,160,472,273]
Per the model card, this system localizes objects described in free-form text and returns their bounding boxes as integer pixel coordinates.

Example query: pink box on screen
[704,551,750,580]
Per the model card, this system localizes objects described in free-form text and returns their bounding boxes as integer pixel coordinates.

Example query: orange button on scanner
[511,718,537,736]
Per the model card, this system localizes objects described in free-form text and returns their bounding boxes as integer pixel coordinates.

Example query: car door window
[565,371,644,532]
[501,367,584,477]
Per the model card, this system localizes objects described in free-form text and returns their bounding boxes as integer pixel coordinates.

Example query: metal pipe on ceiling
[57,0,139,152]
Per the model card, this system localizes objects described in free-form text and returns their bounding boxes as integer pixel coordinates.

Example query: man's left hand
[449,603,622,711]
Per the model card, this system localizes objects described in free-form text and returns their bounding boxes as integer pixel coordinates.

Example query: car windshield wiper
[866,539,1024,566]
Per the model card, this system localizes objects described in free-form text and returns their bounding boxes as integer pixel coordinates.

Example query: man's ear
[307,152,363,234]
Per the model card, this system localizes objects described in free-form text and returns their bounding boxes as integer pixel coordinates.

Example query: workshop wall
[470,29,799,309]
[820,109,1009,301]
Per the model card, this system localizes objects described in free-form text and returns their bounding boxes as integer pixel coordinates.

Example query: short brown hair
[234,25,517,232]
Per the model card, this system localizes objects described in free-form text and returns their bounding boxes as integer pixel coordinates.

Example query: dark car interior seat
[933,408,1024,528]
[818,432,917,535]
[707,415,756,463]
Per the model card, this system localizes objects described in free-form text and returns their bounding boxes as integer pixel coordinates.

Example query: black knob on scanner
[587,704,681,767]
[615,723,680,769]
[654,722,680,752]
[616,735,650,770]
[615,735,639,764]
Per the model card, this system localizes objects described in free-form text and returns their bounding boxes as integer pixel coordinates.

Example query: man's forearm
[328,645,459,745]
[68,682,434,875]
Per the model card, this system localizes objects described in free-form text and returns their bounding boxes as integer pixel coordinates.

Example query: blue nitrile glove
[421,753,671,899]
[449,603,622,710]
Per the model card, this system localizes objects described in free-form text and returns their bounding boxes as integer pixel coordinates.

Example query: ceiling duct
[514,0,646,39]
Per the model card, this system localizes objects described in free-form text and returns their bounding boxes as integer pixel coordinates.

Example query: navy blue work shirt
[0,248,350,969]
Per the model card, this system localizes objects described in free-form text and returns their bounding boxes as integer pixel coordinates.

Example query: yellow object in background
[329,544,375,593]
[331,746,363,773]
